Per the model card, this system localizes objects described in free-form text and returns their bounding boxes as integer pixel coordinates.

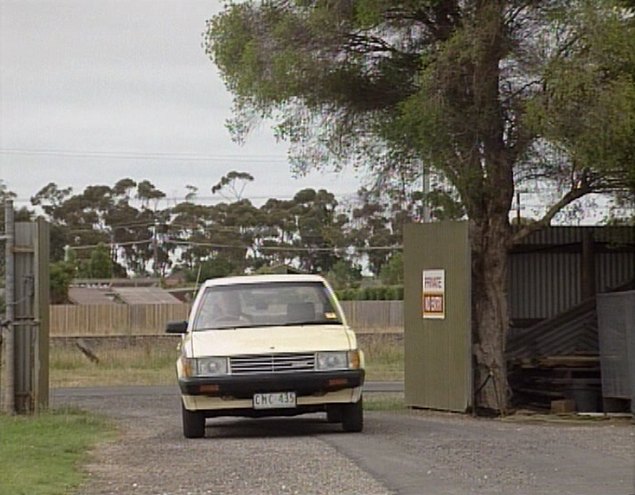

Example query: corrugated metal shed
[507,299,598,359]
[513,225,635,245]
[509,226,635,322]
[509,252,582,320]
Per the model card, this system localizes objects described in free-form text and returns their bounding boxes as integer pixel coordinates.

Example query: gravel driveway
[52,386,634,495]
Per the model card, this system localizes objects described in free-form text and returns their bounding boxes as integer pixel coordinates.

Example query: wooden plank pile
[508,355,602,412]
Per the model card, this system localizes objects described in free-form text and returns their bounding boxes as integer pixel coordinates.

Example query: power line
[68,239,153,250]
[67,238,402,253]
[169,239,401,252]
[0,147,290,163]
[10,191,360,204]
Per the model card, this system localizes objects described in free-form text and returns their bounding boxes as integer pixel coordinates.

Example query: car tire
[182,403,205,438]
[341,397,363,432]
[326,404,343,423]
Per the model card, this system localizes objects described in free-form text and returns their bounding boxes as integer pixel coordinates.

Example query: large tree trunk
[470,215,511,413]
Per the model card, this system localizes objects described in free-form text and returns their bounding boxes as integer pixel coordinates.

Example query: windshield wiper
[280,320,342,326]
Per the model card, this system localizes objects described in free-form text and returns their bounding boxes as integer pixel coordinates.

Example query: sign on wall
[422,269,445,319]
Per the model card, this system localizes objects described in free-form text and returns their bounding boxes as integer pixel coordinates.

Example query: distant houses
[68,278,181,306]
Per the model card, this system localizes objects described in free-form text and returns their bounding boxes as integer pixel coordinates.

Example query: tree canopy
[207,1,634,218]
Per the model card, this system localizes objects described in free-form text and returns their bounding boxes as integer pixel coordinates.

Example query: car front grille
[230,353,315,375]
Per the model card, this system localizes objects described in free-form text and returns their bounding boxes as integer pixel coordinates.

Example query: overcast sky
[0,0,363,208]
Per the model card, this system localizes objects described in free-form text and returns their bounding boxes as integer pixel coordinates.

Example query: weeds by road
[0,408,114,495]
[50,334,404,387]
[50,338,176,388]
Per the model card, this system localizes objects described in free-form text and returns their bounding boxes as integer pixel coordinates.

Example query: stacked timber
[509,355,602,412]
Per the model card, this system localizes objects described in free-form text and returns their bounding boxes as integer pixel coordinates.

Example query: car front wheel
[341,397,363,432]
[182,402,205,438]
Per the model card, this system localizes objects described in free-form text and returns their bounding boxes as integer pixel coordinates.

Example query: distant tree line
[2,174,447,302]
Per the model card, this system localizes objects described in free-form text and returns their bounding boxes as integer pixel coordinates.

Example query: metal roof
[68,287,118,305]
[513,225,635,246]
[112,287,181,305]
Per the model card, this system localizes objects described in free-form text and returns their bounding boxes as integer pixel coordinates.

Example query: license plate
[253,391,296,409]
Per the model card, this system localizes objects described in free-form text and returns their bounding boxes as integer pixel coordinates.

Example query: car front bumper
[179,369,365,413]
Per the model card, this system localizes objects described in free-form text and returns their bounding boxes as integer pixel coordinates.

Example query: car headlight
[316,351,349,371]
[195,357,229,376]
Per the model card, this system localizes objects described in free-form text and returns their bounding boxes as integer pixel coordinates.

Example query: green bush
[375,286,387,300]
[335,285,403,301]
[385,286,397,300]
[343,288,356,300]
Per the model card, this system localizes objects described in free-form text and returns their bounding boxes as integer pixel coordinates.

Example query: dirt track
[53,386,634,495]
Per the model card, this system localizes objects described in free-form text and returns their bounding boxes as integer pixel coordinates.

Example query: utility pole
[422,165,432,223]
[152,219,159,276]
[2,200,15,414]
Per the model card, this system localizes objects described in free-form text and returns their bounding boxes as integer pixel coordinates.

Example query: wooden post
[35,218,50,412]
[2,201,15,414]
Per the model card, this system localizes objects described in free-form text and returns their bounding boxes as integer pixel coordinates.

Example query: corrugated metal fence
[597,291,635,409]
[49,300,404,337]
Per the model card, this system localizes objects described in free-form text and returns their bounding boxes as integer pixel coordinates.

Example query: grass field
[50,338,177,388]
[360,334,404,382]
[0,409,114,495]
[50,334,404,387]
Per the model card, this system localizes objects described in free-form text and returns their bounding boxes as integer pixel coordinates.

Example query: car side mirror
[166,320,188,334]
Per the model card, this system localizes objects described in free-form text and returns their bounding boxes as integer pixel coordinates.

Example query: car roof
[201,274,327,288]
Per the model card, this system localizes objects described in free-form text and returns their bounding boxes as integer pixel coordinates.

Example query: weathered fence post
[1,206,50,414]
[1,200,15,414]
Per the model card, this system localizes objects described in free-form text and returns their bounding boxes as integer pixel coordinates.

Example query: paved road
[52,385,634,495]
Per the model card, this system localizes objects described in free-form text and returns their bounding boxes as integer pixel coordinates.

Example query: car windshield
[192,281,343,330]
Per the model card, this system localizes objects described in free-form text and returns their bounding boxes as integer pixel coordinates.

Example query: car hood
[188,324,353,357]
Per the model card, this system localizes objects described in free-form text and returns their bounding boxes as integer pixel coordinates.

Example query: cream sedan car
[166,274,365,438]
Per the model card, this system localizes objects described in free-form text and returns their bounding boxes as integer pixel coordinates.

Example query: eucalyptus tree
[207,0,635,411]
[349,188,395,276]
[104,180,149,276]
[211,199,260,272]
[254,197,299,268]
[31,179,171,276]
[211,170,255,201]
[289,188,347,273]
[170,200,216,271]
[31,182,110,265]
